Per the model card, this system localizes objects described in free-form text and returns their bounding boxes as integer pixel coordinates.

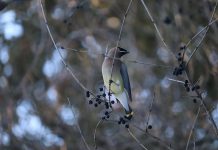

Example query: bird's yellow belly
[103,74,124,94]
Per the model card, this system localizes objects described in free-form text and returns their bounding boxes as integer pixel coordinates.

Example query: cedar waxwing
[102,47,133,119]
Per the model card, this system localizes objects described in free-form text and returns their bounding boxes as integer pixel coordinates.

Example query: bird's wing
[120,63,132,101]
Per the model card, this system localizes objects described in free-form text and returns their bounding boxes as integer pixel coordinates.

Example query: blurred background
[0,0,218,150]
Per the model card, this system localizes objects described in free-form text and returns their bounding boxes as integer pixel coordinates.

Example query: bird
[102,47,133,120]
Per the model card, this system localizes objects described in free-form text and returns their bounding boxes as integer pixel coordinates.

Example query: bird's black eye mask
[118,47,128,53]
[118,47,129,56]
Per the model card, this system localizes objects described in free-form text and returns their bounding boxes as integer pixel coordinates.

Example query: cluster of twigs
[39,0,218,149]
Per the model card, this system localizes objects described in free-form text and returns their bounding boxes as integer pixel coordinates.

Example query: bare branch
[145,91,155,131]
[109,0,133,104]
[186,105,201,150]
[39,0,87,91]
[185,18,218,48]
[167,78,185,84]
[186,0,218,66]
[67,98,91,150]
[140,0,173,56]
[132,124,174,150]
[93,119,104,150]
[128,128,149,150]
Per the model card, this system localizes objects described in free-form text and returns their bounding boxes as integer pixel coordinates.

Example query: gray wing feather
[120,63,132,101]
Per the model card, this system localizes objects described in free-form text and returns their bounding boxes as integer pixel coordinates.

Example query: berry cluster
[118,117,129,128]
[86,88,134,129]
[101,111,110,120]
[183,80,201,93]
[183,80,201,103]
[173,46,186,76]
[86,88,115,110]
[184,80,190,92]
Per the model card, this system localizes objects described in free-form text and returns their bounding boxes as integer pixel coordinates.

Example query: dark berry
[193,99,197,103]
[102,93,106,97]
[164,16,171,24]
[191,87,195,91]
[118,121,121,124]
[99,88,103,91]
[86,91,90,98]
[63,19,67,24]
[180,46,186,50]
[97,95,101,98]
[105,102,109,107]
[125,124,129,128]
[105,111,109,115]
[178,52,181,56]
[173,68,178,76]
[111,101,115,104]
[105,105,109,109]
[102,116,106,120]
[89,100,93,104]
[122,120,126,124]
[98,101,101,104]
[106,115,110,118]
[148,125,152,129]
[185,80,189,84]
[94,103,98,107]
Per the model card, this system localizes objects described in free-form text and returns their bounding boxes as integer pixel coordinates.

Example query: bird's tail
[124,105,133,120]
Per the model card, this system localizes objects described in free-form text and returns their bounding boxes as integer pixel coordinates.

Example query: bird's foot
[124,111,134,120]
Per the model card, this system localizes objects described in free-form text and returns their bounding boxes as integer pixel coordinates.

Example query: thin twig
[39,0,87,91]
[186,0,218,66]
[67,98,91,150]
[140,0,173,56]
[145,92,155,131]
[93,119,103,150]
[186,105,201,150]
[184,71,218,136]
[182,0,218,135]
[167,78,185,84]
[132,124,174,150]
[185,18,218,48]
[193,133,196,150]
[128,128,149,150]
[61,44,173,69]
[109,0,133,104]
[62,47,88,53]
[126,60,173,69]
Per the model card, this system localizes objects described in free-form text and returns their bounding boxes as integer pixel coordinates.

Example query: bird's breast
[102,61,124,94]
